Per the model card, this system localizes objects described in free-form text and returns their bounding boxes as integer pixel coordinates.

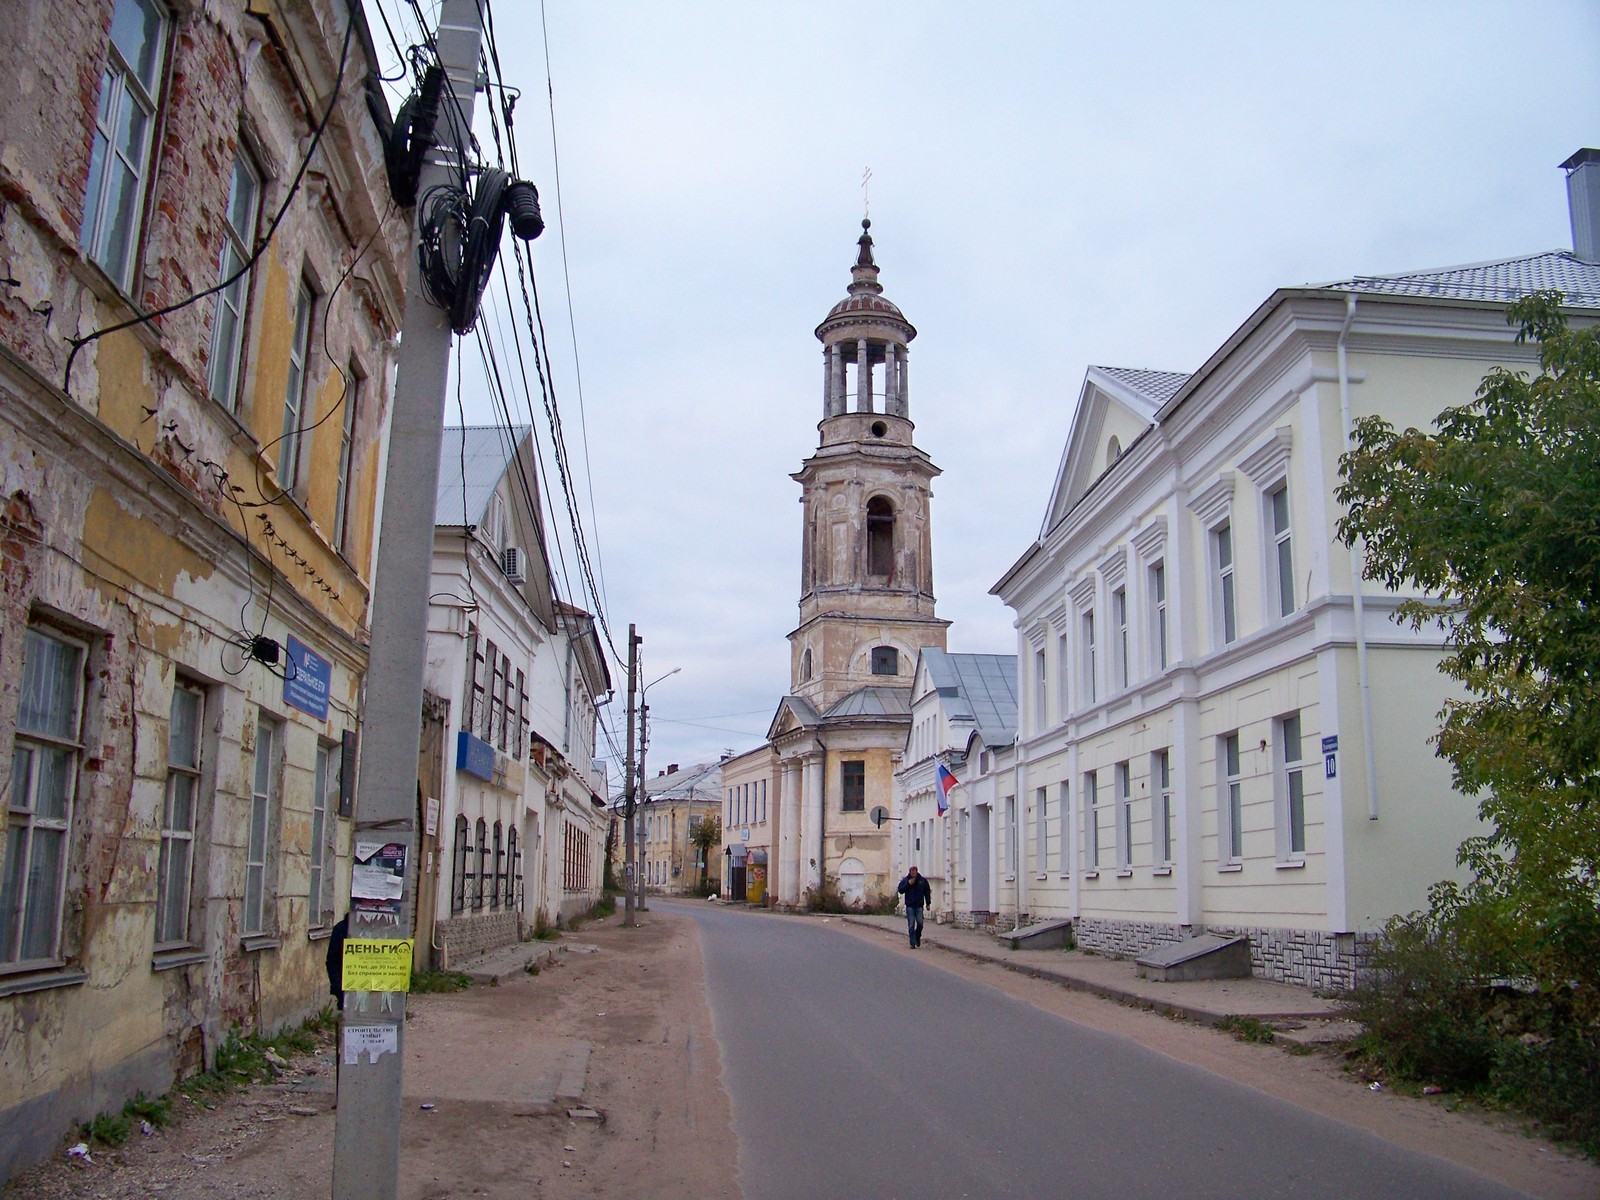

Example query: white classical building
[988,154,1600,989]
[420,427,610,964]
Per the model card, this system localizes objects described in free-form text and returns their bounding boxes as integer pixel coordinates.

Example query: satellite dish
[870,805,889,828]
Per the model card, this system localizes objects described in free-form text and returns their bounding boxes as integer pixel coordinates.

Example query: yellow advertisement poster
[341,939,414,992]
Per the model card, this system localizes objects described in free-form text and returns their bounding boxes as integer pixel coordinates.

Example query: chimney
[1561,148,1600,263]
[668,763,679,775]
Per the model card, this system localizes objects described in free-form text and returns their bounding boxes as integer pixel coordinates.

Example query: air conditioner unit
[500,545,525,584]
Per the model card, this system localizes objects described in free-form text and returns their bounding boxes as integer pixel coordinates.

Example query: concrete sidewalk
[839,913,1354,1042]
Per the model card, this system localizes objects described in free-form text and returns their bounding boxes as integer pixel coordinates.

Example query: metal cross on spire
[862,166,872,219]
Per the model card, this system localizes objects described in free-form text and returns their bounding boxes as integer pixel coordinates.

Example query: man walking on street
[898,865,931,948]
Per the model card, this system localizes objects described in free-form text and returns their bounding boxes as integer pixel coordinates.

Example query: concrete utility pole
[622,626,640,927]
[332,3,482,1196]
[636,702,650,913]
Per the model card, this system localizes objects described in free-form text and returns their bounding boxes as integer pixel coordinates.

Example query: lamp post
[634,666,680,914]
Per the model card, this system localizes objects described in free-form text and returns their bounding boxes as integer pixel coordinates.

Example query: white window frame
[1150,562,1168,673]
[1055,629,1070,716]
[1187,473,1236,653]
[158,682,204,947]
[333,366,361,556]
[3,628,86,967]
[1033,647,1047,733]
[1268,484,1295,619]
[1114,761,1132,873]
[1153,748,1173,869]
[279,279,315,495]
[81,0,169,292]
[1083,769,1100,873]
[1214,523,1237,647]
[1081,609,1097,705]
[1034,786,1048,875]
[1218,732,1243,866]
[206,144,261,411]
[1112,587,1129,692]
[1277,712,1307,864]
[244,717,281,938]
[310,741,339,928]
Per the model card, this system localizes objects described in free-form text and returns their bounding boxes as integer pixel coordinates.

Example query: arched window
[491,821,504,910]
[871,646,898,676]
[474,818,488,911]
[451,814,469,914]
[800,648,812,682]
[1107,436,1122,468]
[506,826,520,909]
[866,497,895,577]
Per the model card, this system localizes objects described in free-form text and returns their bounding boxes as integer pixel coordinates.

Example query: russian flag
[935,760,958,815]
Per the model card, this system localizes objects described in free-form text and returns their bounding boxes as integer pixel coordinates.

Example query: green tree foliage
[690,814,721,893]
[1335,292,1600,1012]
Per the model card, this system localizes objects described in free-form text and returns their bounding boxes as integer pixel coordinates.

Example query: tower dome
[815,221,916,421]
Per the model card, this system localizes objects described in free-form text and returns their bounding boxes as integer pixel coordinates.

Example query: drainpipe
[1337,294,1380,820]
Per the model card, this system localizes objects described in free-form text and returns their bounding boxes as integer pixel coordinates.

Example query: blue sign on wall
[456,730,496,782]
[284,635,332,720]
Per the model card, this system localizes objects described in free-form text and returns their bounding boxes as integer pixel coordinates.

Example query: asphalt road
[670,900,1531,1200]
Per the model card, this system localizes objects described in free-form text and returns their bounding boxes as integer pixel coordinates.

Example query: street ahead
[675,901,1530,1200]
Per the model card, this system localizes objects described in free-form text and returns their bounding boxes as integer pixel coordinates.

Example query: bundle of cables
[418,168,544,335]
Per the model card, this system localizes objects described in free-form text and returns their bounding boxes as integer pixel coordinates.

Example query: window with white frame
[1114,761,1132,871]
[1057,781,1070,876]
[1268,485,1295,618]
[1055,630,1070,715]
[81,0,169,291]
[244,717,280,937]
[1112,588,1130,692]
[1278,712,1307,860]
[280,280,315,495]
[1081,609,1097,705]
[310,741,338,928]
[332,367,360,555]
[1219,732,1243,864]
[1149,561,1168,672]
[206,146,261,411]
[1084,769,1100,871]
[1002,795,1016,878]
[1033,648,1047,731]
[1153,748,1173,868]
[1213,523,1237,646]
[3,628,85,965]
[158,683,204,946]
[1034,786,1048,874]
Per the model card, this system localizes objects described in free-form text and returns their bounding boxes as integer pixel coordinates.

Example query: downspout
[1336,293,1380,820]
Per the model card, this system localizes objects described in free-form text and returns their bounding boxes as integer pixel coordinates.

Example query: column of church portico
[801,753,825,898]
[779,760,803,904]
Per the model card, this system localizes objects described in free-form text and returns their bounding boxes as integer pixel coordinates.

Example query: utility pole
[636,702,649,913]
[332,3,482,1196]
[622,626,639,927]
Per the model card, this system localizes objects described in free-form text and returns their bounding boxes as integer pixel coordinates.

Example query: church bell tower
[789,222,948,710]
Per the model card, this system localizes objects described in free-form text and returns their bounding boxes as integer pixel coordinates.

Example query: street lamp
[633,666,681,914]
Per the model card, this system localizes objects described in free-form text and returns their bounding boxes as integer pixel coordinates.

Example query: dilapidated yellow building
[0,0,405,1177]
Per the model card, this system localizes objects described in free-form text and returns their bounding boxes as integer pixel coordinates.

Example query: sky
[369,0,1598,783]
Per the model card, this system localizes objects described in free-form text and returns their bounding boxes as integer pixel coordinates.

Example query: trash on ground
[420,1103,436,1111]
[66,1143,93,1164]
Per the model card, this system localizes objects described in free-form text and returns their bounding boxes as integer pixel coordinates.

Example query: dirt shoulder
[4,912,739,1200]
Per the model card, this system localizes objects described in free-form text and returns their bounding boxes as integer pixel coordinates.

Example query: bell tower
[789,222,948,710]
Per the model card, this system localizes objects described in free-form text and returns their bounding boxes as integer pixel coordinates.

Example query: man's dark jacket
[897,873,932,909]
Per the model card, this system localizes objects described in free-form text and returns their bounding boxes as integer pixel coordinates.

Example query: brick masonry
[435,910,520,968]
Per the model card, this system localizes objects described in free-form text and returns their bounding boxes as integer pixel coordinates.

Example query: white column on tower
[856,338,872,412]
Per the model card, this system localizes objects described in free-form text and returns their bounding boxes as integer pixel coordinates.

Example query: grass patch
[1217,1016,1278,1045]
[409,968,472,994]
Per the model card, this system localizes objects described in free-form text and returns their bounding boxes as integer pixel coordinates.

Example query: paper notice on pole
[342,1023,398,1066]
[352,841,406,922]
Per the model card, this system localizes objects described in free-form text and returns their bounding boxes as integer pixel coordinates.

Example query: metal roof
[1316,250,1600,309]
[1089,365,1190,406]
[824,686,912,719]
[434,425,533,527]
[922,648,1018,748]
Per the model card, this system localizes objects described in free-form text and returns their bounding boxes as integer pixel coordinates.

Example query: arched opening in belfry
[866,497,895,577]
[800,648,813,681]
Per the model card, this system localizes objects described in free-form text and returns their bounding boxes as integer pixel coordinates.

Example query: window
[206,147,261,410]
[514,669,527,758]
[3,628,84,965]
[491,822,504,910]
[871,646,898,676]
[1112,588,1129,692]
[1153,749,1173,867]
[473,818,488,910]
[1149,562,1168,672]
[841,760,866,812]
[800,649,812,682]
[1115,761,1132,871]
[1106,435,1121,467]
[1057,781,1071,876]
[244,718,280,937]
[1220,733,1243,864]
[1083,770,1100,870]
[1269,485,1295,618]
[310,742,338,927]
[1033,648,1047,729]
[451,814,469,913]
[332,369,360,554]
[1081,609,1097,705]
[486,639,504,745]
[1056,631,1070,715]
[506,826,520,908]
[1034,786,1048,874]
[866,497,894,576]
[1279,713,1306,859]
[279,280,315,494]
[1214,523,1237,646]
[81,0,169,290]
[158,683,204,946]
[1002,795,1017,878]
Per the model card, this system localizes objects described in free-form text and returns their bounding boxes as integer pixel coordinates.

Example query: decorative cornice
[1238,425,1293,486]
[1131,516,1168,562]
[1187,470,1235,529]
[1067,574,1096,610]
[1097,544,1129,589]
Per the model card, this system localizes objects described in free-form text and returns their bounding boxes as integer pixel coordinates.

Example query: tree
[690,814,722,893]
[1335,292,1600,1011]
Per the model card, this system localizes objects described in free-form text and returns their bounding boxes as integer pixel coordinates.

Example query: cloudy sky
[372,1,1597,780]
